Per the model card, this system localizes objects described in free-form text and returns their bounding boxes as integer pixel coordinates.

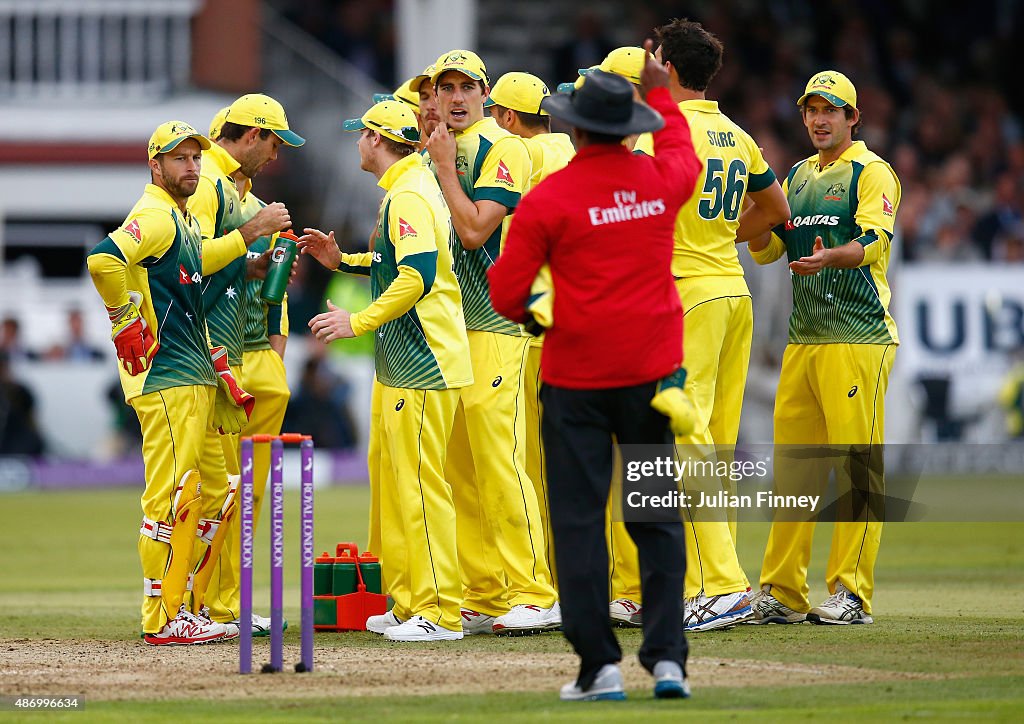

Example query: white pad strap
[140,516,172,544]
[143,574,193,597]
[196,518,220,546]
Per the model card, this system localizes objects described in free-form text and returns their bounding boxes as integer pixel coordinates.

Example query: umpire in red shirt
[489,43,702,701]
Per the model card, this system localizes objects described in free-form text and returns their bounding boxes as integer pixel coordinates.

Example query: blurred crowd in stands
[5,2,1024,457]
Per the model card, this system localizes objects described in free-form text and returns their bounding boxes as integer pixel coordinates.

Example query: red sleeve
[487,189,552,323]
[646,87,702,204]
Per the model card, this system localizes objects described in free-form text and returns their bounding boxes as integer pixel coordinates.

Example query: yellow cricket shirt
[524,132,576,191]
[340,153,473,390]
[428,117,531,335]
[87,184,216,401]
[636,100,776,280]
[188,142,260,365]
[750,141,901,345]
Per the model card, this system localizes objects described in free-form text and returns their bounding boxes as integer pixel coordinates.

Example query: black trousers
[541,381,687,689]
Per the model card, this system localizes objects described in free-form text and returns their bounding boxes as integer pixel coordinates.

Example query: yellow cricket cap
[580,47,644,86]
[485,72,551,115]
[797,70,857,110]
[343,100,420,145]
[208,107,229,140]
[224,93,305,147]
[147,121,211,160]
[431,50,488,85]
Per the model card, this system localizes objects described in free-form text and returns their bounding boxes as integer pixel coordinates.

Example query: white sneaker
[609,598,643,627]
[143,605,229,646]
[383,615,463,642]
[366,610,403,634]
[460,608,496,635]
[560,663,626,702]
[227,612,283,638]
[748,585,807,624]
[807,582,873,625]
[493,602,561,636]
[652,660,690,699]
[684,590,753,631]
[198,606,238,640]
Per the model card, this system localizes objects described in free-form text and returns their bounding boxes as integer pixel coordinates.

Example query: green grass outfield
[1,482,1022,720]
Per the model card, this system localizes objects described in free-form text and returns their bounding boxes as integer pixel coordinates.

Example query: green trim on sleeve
[474,186,520,209]
[853,229,880,247]
[399,250,438,300]
[89,237,127,262]
[748,167,777,193]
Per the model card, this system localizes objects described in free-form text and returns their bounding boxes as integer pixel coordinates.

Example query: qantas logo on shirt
[179,265,202,285]
[785,214,840,229]
[882,193,894,215]
[495,160,514,186]
[124,219,141,242]
[398,218,417,238]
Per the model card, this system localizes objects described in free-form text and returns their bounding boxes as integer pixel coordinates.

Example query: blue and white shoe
[807,583,873,624]
[560,663,627,702]
[684,590,753,631]
[652,660,691,699]
[384,615,463,642]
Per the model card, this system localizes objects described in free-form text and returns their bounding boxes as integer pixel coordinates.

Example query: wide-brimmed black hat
[541,70,664,136]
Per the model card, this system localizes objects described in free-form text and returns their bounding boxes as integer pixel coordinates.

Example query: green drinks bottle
[260,230,298,305]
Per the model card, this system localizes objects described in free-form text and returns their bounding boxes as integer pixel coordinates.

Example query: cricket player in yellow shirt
[87,122,245,644]
[303,100,473,641]
[426,50,560,634]
[741,70,900,625]
[615,19,790,631]
[486,70,576,583]
[186,94,302,631]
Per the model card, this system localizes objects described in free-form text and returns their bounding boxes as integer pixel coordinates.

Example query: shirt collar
[144,183,191,220]
[378,152,425,191]
[456,115,498,138]
[205,142,251,197]
[817,140,866,171]
[679,99,719,114]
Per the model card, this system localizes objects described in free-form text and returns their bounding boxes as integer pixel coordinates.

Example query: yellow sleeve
[88,208,177,313]
[86,249,129,311]
[633,132,653,156]
[336,251,375,275]
[854,162,901,266]
[749,232,787,265]
[474,136,529,209]
[190,176,246,275]
[350,267,424,336]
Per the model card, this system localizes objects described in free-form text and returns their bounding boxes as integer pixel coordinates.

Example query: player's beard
[161,172,199,201]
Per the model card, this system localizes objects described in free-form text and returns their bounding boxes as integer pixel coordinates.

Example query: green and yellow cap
[797,70,857,110]
[147,121,211,160]
[484,72,551,114]
[580,47,644,86]
[224,93,305,147]
[431,49,488,85]
[343,100,420,145]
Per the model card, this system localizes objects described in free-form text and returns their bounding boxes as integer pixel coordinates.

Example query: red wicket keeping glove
[107,293,158,376]
[210,346,255,434]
